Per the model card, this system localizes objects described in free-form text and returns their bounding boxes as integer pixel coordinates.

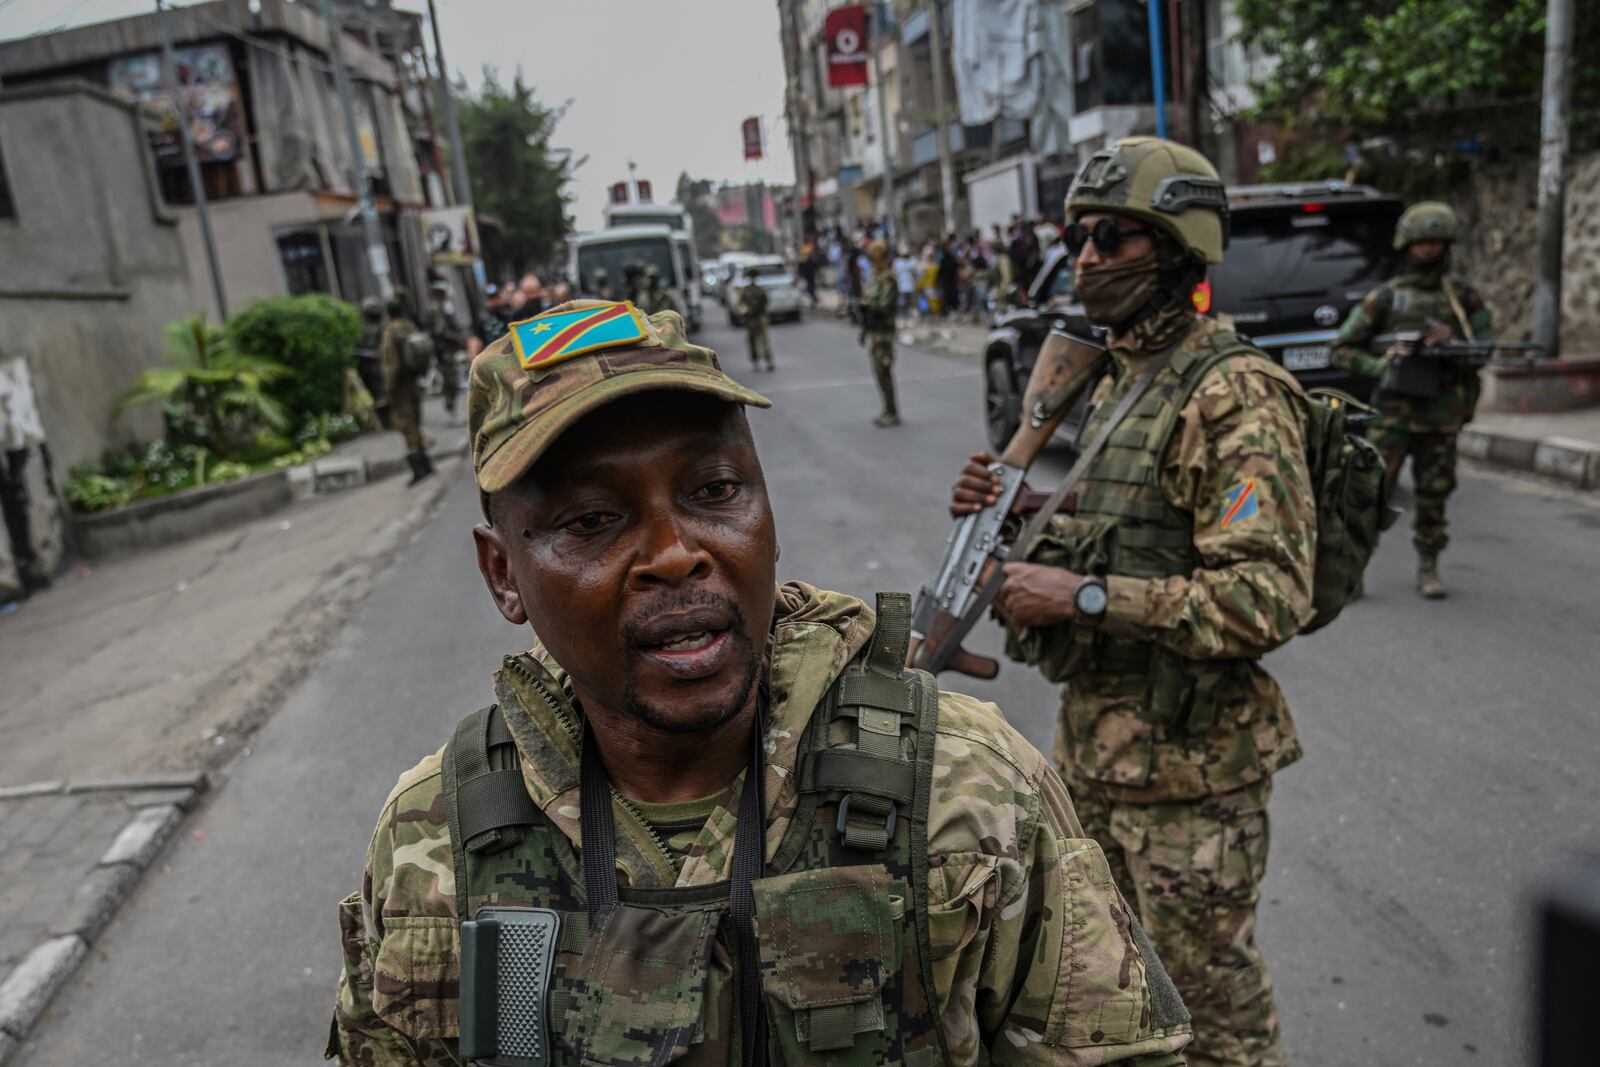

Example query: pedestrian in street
[509,274,546,322]
[950,137,1315,1067]
[892,246,918,319]
[425,281,465,420]
[328,297,1192,1067]
[860,240,900,427]
[798,235,820,307]
[1332,202,1492,599]
[636,265,679,316]
[936,235,961,319]
[468,284,508,360]
[737,273,774,371]
[378,289,435,485]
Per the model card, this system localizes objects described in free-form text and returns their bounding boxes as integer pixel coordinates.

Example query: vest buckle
[836,792,897,851]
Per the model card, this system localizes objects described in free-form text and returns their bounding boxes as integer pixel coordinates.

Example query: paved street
[18,309,1600,1065]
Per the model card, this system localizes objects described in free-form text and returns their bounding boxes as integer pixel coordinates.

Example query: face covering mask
[1076,252,1160,327]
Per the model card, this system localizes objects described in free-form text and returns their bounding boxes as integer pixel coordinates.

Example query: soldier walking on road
[425,282,466,420]
[636,265,680,316]
[951,138,1316,1067]
[355,296,389,421]
[737,274,774,371]
[1333,202,1492,599]
[330,299,1193,1067]
[860,239,900,426]
[378,290,435,485]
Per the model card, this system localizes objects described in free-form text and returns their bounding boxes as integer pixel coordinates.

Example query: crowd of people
[798,213,1067,325]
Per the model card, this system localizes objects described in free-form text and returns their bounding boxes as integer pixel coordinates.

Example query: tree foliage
[676,173,725,259]
[1236,0,1598,136]
[457,71,575,275]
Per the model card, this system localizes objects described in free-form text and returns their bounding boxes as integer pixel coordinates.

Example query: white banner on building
[420,206,482,265]
[950,0,1041,127]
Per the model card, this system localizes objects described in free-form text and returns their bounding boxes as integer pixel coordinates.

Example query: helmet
[593,267,609,283]
[386,290,411,319]
[1394,202,1458,249]
[359,296,383,320]
[1065,136,1230,264]
[644,265,661,282]
[866,239,889,265]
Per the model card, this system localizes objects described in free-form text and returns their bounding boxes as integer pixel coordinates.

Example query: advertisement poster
[108,44,241,163]
[420,206,482,264]
[741,116,763,161]
[824,5,869,88]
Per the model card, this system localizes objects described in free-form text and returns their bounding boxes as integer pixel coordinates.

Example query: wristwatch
[1074,577,1108,623]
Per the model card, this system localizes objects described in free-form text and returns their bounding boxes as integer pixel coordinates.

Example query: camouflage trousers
[1072,777,1286,1067]
[435,351,460,413]
[388,384,425,453]
[867,333,897,414]
[1369,419,1457,557]
[746,321,773,367]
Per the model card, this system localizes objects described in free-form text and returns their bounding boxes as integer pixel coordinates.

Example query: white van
[602,203,703,331]
[569,226,698,330]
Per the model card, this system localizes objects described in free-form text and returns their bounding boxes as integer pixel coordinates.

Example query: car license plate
[1282,345,1331,371]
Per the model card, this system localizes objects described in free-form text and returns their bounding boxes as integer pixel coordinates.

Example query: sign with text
[742,117,763,160]
[825,5,870,88]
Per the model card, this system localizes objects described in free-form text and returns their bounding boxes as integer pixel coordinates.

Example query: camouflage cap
[469,299,771,495]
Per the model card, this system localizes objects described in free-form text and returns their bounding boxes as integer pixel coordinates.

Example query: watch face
[1076,580,1108,617]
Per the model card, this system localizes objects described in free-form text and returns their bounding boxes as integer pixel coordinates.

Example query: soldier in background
[329,299,1192,1067]
[621,262,645,306]
[951,137,1315,1067]
[469,283,508,360]
[378,290,434,485]
[637,265,679,316]
[859,239,899,426]
[737,272,774,371]
[590,267,615,301]
[355,296,389,426]
[1333,201,1492,599]
[425,282,466,420]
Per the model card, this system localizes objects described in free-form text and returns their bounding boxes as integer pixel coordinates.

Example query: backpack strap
[802,593,919,851]
[442,703,540,921]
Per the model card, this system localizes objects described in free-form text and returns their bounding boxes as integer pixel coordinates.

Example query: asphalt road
[21,307,1600,1065]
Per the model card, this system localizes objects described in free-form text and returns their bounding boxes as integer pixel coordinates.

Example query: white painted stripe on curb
[1534,436,1600,488]
[99,804,181,868]
[0,935,86,1038]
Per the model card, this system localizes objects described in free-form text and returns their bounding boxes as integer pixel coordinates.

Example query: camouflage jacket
[862,271,897,335]
[739,282,770,324]
[379,319,422,393]
[424,307,463,352]
[1022,319,1312,803]
[638,286,680,316]
[1331,268,1493,433]
[474,309,507,346]
[331,583,1191,1066]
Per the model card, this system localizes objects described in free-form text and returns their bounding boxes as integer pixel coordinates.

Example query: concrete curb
[1461,427,1600,489]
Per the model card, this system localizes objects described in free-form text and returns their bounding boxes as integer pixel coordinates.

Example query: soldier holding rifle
[945,138,1315,1067]
[1333,202,1497,599]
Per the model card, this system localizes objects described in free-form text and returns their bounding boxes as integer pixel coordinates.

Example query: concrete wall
[0,82,196,472]
[1451,151,1600,354]
[177,190,321,322]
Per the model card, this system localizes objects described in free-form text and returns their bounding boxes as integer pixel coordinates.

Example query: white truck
[569,227,697,329]
[601,202,703,331]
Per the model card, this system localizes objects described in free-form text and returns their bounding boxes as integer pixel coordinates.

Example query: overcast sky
[0,0,797,229]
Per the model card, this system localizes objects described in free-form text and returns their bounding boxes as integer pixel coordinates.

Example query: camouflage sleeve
[1331,289,1390,379]
[1100,361,1315,660]
[1458,282,1494,341]
[329,751,459,1066]
[929,693,1191,1066]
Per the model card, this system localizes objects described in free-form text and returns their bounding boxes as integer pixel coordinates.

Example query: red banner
[636,180,653,203]
[742,117,764,161]
[610,182,629,205]
[825,5,870,88]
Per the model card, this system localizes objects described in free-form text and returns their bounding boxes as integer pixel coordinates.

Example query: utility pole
[425,0,472,212]
[926,0,957,235]
[155,0,229,320]
[1146,0,1168,139]
[779,0,812,244]
[870,2,897,240]
[318,0,394,300]
[1532,0,1573,359]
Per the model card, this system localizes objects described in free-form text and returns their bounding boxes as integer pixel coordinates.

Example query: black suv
[981,181,1404,452]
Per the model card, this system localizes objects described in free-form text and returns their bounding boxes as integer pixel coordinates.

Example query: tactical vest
[442,594,949,1067]
[1373,277,1481,419]
[1060,327,1295,732]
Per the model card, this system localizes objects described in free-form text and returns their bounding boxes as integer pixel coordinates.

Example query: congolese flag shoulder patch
[510,302,650,371]
[1219,478,1260,530]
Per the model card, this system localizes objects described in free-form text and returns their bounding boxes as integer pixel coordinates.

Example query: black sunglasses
[1064,218,1154,258]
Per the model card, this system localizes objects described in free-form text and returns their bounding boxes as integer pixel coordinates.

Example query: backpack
[1299,388,1399,632]
[401,329,435,377]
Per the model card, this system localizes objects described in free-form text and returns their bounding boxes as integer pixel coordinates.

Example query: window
[276,230,330,295]
[0,138,16,219]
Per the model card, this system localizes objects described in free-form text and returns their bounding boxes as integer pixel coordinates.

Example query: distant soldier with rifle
[859,239,900,426]
[356,296,388,423]
[737,271,775,371]
[944,138,1322,1067]
[379,289,436,485]
[1333,201,1500,599]
[425,281,466,420]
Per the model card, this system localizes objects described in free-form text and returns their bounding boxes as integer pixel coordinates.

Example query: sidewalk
[0,397,466,1060]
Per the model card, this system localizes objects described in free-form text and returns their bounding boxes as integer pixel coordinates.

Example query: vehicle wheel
[984,355,1021,453]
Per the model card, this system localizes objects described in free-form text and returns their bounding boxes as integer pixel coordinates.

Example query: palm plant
[120,315,291,457]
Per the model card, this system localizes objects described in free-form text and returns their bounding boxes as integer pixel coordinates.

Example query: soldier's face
[1409,240,1447,263]
[476,394,777,734]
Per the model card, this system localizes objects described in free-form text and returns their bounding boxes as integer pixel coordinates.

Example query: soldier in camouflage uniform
[329,299,1192,1066]
[738,274,775,370]
[589,267,615,302]
[379,290,434,485]
[637,264,680,316]
[356,296,389,423]
[1332,202,1492,599]
[861,240,900,427]
[425,282,466,418]
[952,138,1315,1067]
[470,283,508,360]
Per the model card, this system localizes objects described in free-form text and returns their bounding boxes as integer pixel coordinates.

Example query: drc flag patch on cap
[1220,479,1259,530]
[510,302,650,371]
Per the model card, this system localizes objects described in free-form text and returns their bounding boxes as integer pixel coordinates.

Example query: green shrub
[64,471,133,513]
[228,295,360,424]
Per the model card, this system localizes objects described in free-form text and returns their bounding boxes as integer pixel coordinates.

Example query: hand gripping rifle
[906,329,1115,678]
[1373,325,1546,400]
